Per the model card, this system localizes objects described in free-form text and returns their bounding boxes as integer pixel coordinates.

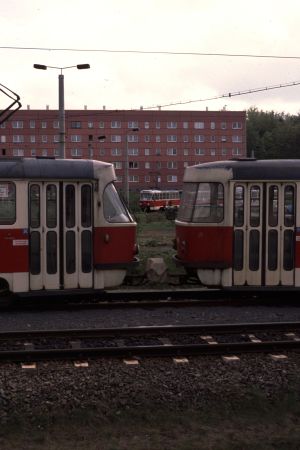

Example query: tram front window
[103,183,133,223]
[177,182,224,223]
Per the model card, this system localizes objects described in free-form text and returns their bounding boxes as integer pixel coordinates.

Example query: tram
[139,189,181,212]
[174,159,300,289]
[0,158,138,296]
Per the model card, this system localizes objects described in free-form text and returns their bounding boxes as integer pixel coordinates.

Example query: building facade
[0,108,246,192]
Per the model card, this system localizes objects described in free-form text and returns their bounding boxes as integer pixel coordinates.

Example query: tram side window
[234,185,244,227]
[193,183,224,223]
[0,182,16,224]
[30,184,40,228]
[250,186,260,227]
[81,185,92,228]
[46,185,57,228]
[284,185,295,227]
[103,183,132,223]
[268,185,278,227]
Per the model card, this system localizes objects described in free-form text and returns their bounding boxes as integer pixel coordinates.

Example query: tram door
[29,182,93,290]
[233,182,295,286]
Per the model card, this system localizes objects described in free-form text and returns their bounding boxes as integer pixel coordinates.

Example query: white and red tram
[175,159,300,289]
[0,158,138,296]
[139,189,181,212]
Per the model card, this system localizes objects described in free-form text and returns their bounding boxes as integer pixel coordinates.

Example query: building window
[111,121,121,128]
[144,122,150,129]
[221,122,227,129]
[155,135,161,143]
[194,135,205,142]
[88,121,93,129]
[222,148,227,155]
[156,162,161,169]
[116,176,122,183]
[71,121,81,129]
[111,135,121,143]
[129,161,139,169]
[0,123,5,129]
[183,122,189,129]
[183,135,189,142]
[145,148,150,155]
[221,136,227,142]
[145,176,150,182]
[155,121,160,129]
[184,149,189,156]
[13,149,24,156]
[167,135,177,142]
[167,175,177,182]
[145,162,150,169]
[114,162,122,169]
[71,135,82,142]
[210,149,216,156]
[232,147,242,155]
[53,120,59,128]
[12,121,23,129]
[128,134,138,143]
[184,162,189,167]
[144,135,150,142]
[167,122,177,129]
[41,121,47,129]
[0,136,6,143]
[129,175,139,182]
[156,148,161,156]
[30,136,36,143]
[30,120,35,129]
[99,121,105,128]
[42,149,48,156]
[167,161,177,169]
[194,122,204,129]
[232,135,242,143]
[54,148,60,157]
[195,148,205,155]
[71,148,82,157]
[128,148,139,156]
[111,148,122,156]
[13,135,24,143]
[41,135,47,143]
[210,122,216,129]
[211,136,216,142]
[167,148,177,156]
[128,121,138,128]
[31,149,36,156]
[232,122,242,129]
[53,135,59,143]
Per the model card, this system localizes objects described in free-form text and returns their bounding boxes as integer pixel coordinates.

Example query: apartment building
[0,108,246,192]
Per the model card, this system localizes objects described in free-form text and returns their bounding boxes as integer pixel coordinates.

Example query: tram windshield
[103,183,133,223]
[177,182,224,223]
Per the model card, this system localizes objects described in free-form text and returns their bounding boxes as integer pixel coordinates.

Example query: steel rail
[0,321,300,340]
[1,339,300,362]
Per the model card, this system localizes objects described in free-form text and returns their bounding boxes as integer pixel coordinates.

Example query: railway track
[9,287,300,311]
[1,321,300,363]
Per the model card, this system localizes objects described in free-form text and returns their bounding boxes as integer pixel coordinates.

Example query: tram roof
[190,159,300,181]
[0,158,111,179]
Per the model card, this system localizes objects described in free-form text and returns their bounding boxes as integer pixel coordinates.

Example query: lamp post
[33,63,90,159]
[125,127,139,206]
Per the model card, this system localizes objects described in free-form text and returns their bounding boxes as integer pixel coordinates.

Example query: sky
[1,0,300,115]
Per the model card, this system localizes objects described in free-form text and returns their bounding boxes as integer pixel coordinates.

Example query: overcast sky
[1,0,300,114]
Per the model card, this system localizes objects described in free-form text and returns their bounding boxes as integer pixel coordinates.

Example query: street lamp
[125,127,139,206]
[33,63,90,159]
